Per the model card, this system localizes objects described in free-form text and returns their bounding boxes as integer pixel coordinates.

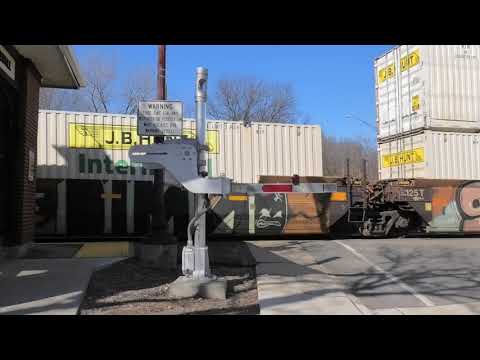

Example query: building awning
[13,45,85,89]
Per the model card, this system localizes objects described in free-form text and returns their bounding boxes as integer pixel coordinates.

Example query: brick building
[0,45,84,258]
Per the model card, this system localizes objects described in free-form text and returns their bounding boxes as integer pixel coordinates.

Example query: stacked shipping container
[35,110,323,237]
[375,45,480,180]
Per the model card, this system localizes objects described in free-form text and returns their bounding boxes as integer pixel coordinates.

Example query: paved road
[249,237,480,315]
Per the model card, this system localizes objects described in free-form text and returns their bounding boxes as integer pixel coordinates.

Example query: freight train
[36,173,480,239]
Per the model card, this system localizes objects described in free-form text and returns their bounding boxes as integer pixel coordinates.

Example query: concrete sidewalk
[0,257,124,315]
[247,241,370,315]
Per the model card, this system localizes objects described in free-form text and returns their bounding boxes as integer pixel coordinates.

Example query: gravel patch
[80,242,259,315]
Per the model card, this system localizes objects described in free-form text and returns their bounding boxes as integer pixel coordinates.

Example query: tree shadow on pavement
[345,245,480,304]
[250,241,480,313]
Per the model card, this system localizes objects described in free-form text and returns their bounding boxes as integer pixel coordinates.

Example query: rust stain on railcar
[282,193,329,234]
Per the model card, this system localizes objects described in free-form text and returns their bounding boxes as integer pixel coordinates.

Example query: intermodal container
[37,110,323,183]
[375,45,480,141]
[379,130,480,180]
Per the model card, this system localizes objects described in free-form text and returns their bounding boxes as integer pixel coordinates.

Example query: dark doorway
[67,179,104,236]
[112,180,127,235]
[134,181,153,235]
[165,186,189,241]
[35,179,59,235]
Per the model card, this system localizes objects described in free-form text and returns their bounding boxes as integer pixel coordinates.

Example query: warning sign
[137,101,183,136]
[382,148,425,168]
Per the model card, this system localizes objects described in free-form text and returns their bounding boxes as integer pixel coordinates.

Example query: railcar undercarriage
[345,180,429,238]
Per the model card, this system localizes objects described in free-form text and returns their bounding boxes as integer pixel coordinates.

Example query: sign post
[136,99,183,269]
[128,66,337,298]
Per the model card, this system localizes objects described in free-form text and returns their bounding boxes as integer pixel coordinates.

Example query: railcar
[204,177,480,239]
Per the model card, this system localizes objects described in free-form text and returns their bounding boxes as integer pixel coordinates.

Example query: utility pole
[138,45,177,270]
[157,45,166,100]
[152,44,175,243]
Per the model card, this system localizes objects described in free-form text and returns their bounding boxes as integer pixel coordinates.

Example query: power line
[345,114,376,131]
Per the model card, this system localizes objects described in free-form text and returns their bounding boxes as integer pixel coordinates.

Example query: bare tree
[38,53,157,116]
[82,54,117,113]
[323,135,378,182]
[208,76,297,124]
[39,87,87,111]
[297,111,312,125]
[120,68,155,114]
[39,53,116,113]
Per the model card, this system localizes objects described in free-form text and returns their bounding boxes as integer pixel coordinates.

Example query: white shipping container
[379,130,480,180]
[375,45,480,140]
[182,119,323,183]
[37,110,323,184]
[37,110,178,184]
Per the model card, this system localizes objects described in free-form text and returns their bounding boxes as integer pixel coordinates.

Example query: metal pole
[345,157,351,205]
[193,67,211,279]
[196,67,208,177]
[151,45,175,246]
[363,159,367,184]
[195,67,208,249]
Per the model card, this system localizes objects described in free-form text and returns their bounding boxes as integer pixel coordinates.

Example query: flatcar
[202,176,480,239]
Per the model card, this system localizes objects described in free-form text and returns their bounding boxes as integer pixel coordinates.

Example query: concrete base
[134,242,177,270]
[168,276,227,300]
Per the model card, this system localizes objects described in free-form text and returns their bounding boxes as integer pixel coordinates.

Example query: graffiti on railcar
[208,192,333,236]
[456,181,480,232]
[207,194,249,235]
[429,181,480,232]
[255,193,287,233]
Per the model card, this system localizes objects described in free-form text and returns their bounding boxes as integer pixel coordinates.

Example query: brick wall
[9,60,41,246]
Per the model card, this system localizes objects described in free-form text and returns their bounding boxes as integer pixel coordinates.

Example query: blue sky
[73,45,393,141]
